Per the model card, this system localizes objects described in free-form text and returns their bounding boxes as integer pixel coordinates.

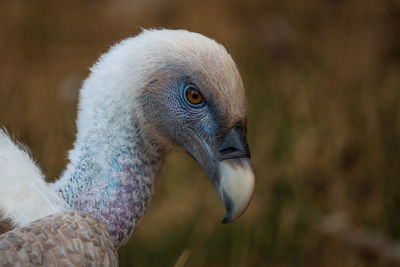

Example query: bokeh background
[1,0,400,266]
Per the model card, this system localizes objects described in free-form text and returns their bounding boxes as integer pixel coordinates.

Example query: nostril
[219,146,238,156]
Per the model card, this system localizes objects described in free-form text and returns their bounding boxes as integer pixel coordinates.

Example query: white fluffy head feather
[75,29,246,145]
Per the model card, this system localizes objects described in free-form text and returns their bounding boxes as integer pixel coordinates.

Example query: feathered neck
[52,107,165,247]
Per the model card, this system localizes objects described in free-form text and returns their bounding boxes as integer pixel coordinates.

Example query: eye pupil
[186,87,203,105]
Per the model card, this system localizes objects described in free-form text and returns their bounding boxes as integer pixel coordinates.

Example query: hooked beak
[186,124,255,223]
[217,157,255,223]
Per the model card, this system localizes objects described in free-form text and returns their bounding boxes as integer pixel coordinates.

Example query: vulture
[0,29,255,265]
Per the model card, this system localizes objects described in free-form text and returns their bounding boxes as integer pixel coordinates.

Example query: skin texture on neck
[52,111,165,247]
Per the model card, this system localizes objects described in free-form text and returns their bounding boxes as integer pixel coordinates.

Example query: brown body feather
[0,211,118,266]
[0,212,14,235]
[0,221,13,236]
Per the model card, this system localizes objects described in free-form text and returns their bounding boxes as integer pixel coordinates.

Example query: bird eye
[185,86,204,106]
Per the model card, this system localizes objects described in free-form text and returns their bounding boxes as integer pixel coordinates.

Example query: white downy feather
[0,130,67,226]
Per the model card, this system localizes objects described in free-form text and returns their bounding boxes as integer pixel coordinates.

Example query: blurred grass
[0,0,400,266]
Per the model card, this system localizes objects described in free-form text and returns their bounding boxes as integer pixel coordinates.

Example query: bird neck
[52,110,165,247]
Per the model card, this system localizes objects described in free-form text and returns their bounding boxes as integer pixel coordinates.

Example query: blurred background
[0,0,399,266]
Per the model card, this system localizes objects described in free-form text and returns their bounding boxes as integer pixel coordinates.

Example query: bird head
[86,29,255,223]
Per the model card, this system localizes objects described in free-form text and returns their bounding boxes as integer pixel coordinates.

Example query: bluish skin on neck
[52,117,164,247]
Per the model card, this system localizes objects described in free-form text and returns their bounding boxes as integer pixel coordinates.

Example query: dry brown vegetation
[0,0,399,266]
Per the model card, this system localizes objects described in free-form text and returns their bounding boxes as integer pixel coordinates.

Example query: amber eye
[186,87,204,105]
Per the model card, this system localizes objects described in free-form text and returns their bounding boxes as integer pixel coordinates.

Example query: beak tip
[221,217,230,224]
[221,215,239,224]
[221,213,233,224]
[221,200,251,224]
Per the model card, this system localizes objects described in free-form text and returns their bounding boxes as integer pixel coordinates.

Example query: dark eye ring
[184,85,205,107]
